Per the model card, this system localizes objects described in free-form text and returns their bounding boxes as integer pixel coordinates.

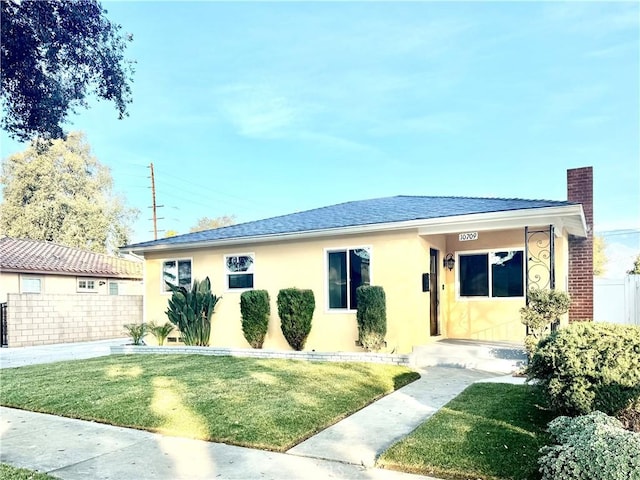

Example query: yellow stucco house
[124,167,593,354]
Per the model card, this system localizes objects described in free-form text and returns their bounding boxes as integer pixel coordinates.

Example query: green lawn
[0,464,58,480]
[0,354,418,451]
[378,383,554,480]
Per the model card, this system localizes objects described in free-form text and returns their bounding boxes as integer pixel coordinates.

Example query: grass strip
[0,464,58,480]
[0,354,418,451]
[377,383,553,480]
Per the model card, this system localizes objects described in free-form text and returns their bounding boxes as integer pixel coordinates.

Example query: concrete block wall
[6,294,143,347]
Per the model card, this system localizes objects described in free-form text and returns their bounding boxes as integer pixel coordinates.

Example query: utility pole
[149,163,158,240]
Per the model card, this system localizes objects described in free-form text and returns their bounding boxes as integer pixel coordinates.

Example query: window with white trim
[225,253,254,290]
[109,282,119,295]
[162,259,192,292]
[459,250,524,298]
[20,276,42,294]
[327,247,371,310]
[77,278,97,292]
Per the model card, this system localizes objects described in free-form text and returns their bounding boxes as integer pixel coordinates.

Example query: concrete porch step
[410,339,527,374]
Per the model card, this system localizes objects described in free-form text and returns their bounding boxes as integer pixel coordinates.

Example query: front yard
[378,383,554,480]
[0,354,418,451]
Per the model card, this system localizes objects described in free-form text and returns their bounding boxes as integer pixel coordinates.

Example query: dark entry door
[429,249,440,336]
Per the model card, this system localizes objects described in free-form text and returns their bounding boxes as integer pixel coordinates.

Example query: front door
[429,248,440,336]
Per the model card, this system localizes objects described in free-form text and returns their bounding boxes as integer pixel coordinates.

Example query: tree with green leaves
[0,132,138,253]
[593,236,607,276]
[628,254,640,275]
[190,215,236,233]
[1,0,134,141]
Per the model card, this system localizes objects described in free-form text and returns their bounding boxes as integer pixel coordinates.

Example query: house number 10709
[459,232,478,241]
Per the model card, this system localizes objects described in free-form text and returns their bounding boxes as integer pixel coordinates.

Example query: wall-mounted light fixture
[443,253,455,271]
[99,281,106,286]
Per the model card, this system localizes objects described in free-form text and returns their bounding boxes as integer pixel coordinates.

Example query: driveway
[0,338,128,369]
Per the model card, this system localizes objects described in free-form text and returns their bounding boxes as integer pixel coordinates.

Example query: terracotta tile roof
[0,237,143,279]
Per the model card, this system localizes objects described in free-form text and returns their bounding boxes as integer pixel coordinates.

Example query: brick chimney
[567,167,593,321]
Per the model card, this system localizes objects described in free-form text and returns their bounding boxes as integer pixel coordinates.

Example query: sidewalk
[1,406,440,480]
[0,340,524,479]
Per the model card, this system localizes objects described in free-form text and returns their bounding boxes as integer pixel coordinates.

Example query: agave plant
[165,277,221,346]
[146,321,175,346]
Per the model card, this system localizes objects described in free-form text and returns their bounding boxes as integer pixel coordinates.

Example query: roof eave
[122,205,586,255]
[0,267,143,280]
[417,204,587,237]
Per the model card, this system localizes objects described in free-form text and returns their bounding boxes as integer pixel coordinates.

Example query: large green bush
[240,290,270,348]
[277,288,315,351]
[165,277,221,346]
[527,322,640,416]
[356,285,387,351]
[538,411,640,480]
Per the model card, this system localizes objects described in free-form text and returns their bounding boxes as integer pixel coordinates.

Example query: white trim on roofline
[124,204,587,255]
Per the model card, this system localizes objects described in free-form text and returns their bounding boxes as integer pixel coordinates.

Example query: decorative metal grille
[525,225,555,293]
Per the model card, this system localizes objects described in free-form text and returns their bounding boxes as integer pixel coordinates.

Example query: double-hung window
[459,250,524,298]
[77,278,97,292]
[162,259,192,292]
[225,253,254,290]
[327,247,371,310]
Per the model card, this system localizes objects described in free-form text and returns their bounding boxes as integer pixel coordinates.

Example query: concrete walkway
[288,367,494,466]
[0,340,524,479]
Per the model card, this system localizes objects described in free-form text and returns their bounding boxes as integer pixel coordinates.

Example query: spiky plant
[165,277,221,346]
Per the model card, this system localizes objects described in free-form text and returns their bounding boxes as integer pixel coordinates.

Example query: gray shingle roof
[0,237,143,278]
[125,195,575,250]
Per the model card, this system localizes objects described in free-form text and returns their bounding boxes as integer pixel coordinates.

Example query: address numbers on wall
[458,232,479,242]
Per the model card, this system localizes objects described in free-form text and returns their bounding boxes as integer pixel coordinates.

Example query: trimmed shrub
[165,277,221,346]
[538,411,640,480]
[123,322,146,345]
[240,290,270,348]
[277,288,315,351]
[520,288,570,359]
[527,322,640,416]
[356,285,387,351]
[147,321,175,346]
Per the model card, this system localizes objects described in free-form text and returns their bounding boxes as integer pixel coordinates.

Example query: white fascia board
[417,205,586,237]
[125,205,587,255]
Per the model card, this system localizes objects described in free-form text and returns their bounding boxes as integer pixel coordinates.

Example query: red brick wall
[567,167,593,321]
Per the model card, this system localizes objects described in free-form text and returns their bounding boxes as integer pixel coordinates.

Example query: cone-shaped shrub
[165,277,221,346]
[277,288,315,351]
[240,290,270,348]
[356,285,387,351]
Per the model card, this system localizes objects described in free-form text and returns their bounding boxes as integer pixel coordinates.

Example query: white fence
[594,275,640,325]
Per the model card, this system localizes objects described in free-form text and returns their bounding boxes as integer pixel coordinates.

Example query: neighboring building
[123,167,593,353]
[0,237,143,302]
[0,238,144,347]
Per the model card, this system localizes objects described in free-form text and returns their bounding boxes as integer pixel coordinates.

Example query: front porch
[411,338,527,374]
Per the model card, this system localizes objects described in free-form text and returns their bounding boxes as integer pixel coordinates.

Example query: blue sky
[1,1,638,244]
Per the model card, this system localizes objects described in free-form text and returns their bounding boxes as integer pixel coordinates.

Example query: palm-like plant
[165,277,221,346]
[123,323,146,345]
[147,321,175,346]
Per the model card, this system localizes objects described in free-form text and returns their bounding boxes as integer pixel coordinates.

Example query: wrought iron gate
[1,302,7,347]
